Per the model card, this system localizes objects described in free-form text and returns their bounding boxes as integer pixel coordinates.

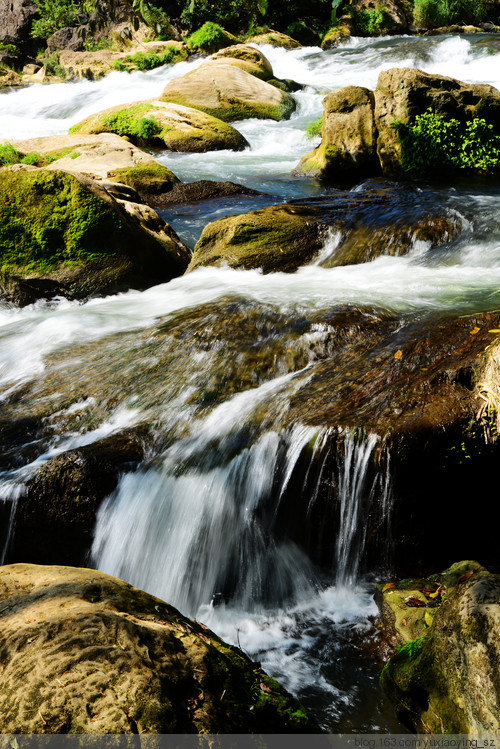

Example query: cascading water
[1,32,500,731]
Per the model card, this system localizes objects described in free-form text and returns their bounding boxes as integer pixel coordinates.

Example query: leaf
[488,329,500,333]
[458,569,478,583]
[428,585,444,599]
[470,326,480,335]
[394,350,403,359]
[405,596,426,607]
[382,582,396,592]
[424,610,435,627]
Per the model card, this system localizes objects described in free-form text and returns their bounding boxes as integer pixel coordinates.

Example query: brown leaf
[394,350,403,359]
[382,582,396,592]
[405,596,426,607]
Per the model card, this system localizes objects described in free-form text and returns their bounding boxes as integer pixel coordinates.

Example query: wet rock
[0,166,190,305]
[0,564,316,733]
[380,568,500,733]
[187,204,325,273]
[154,179,261,205]
[320,23,353,49]
[70,99,249,153]
[296,86,380,183]
[7,430,146,566]
[160,62,296,122]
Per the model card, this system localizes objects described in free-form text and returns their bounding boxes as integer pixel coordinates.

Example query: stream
[1,33,500,733]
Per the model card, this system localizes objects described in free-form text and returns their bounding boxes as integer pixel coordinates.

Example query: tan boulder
[12,133,179,196]
[245,31,301,48]
[69,99,248,152]
[0,564,315,733]
[205,44,274,80]
[295,86,380,182]
[160,63,296,122]
[0,66,22,88]
[59,41,188,81]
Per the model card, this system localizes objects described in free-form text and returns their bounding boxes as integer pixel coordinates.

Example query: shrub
[111,60,128,72]
[0,143,21,167]
[355,5,389,33]
[305,115,323,139]
[187,21,232,51]
[392,110,500,172]
[40,52,66,79]
[181,0,263,33]
[412,0,486,27]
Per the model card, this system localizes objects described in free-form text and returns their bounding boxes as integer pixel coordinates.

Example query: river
[1,33,500,732]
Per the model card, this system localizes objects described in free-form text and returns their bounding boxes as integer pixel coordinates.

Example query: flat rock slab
[0,564,315,733]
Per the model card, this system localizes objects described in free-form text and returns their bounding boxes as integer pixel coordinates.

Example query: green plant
[355,5,388,33]
[187,21,231,50]
[111,59,128,72]
[100,107,163,141]
[305,114,323,139]
[40,52,66,79]
[125,51,161,70]
[83,37,113,51]
[21,152,43,166]
[0,143,21,167]
[181,0,265,33]
[412,0,486,27]
[393,110,500,172]
[0,43,19,55]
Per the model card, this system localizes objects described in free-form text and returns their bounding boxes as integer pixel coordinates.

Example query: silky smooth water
[1,34,500,731]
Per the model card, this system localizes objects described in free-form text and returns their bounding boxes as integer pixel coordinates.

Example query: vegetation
[186,21,236,52]
[354,5,391,33]
[412,0,486,27]
[70,103,163,141]
[305,115,323,140]
[393,110,500,172]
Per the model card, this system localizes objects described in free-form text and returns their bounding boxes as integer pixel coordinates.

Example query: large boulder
[205,44,274,80]
[296,68,500,182]
[69,100,249,153]
[0,166,191,305]
[295,86,380,183]
[380,567,500,733]
[187,204,325,273]
[13,133,180,197]
[245,30,301,48]
[0,66,23,88]
[0,564,316,733]
[0,0,38,55]
[160,63,296,122]
[58,42,188,81]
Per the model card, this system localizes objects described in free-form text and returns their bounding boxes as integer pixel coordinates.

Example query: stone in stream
[0,165,191,305]
[378,562,500,733]
[69,99,249,153]
[12,133,180,198]
[0,564,316,733]
[296,68,500,182]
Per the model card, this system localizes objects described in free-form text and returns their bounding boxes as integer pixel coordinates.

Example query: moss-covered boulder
[187,204,324,273]
[374,67,500,175]
[0,564,316,733]
[0,66,22,88]
[160,63,296,122]
[186,22,239,54]
[245,30,301,48]
[12,133,180,196]
[320,23,353,49]
[69,100,248,153]
[0,166,191,305]
[295,87,380,183]
[206,44,274,80]
[380,566,500,733]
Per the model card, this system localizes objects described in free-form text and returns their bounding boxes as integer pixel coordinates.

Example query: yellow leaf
[470,327,480,335]
[382,582,396,592]
[488,329,500,333]
[394,350,403,359]
[424,610,435,628]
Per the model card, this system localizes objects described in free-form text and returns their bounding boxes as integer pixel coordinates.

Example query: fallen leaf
[428,586,444,599]
[424,610,435,627]
[458,569,479,583]
[405,596,426,607]
[394,350,403,359]
[488,329,500,333]
[470,326,480,335]
[382,582,396,592]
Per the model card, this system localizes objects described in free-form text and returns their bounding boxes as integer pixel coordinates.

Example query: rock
[13,133,180,191]
[160,63,296,122]
[187,24,239,54]
[350,0,409,34]
[320,23,353,49]
[245,30,301,48]
[375,67,500,175]
[0,66,23,88]
[0,166,191,305]
[69,99,249,153]
[22,62,41,74]
[0,0,37,55]
[58,49,126,80]
[0,564,316,733]
[156,179,261,205]
[295,86,380,183]
[45,26,84,54]
[187,204,324,273]
[206,44,274,80]
[7,431,146,566]
[381,568,500,733]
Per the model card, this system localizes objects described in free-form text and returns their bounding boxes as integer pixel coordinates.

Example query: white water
[2,33,500,731]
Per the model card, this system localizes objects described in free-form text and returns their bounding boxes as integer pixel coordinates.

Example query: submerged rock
[155,179,261,205]
[380,565,500,733]
[0,166,190,305]
[0,564,316,733]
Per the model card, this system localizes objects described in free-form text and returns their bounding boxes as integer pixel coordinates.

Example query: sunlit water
[1,34,500,732]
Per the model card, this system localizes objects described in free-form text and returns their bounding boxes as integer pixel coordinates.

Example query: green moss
[162,93,294,123]
[0,170,121,273]
[305,115,323,139]
[111,163,178,195]
[0,142,21,167]
[187,22,238,53]
[70,103,163,144]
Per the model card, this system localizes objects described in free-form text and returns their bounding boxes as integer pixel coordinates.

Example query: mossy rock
[187,204,325,273]
[186,22,239,54]
[0,166,190,305]
[380,568,500,733]
[160,63,296,123]
[206,44,274,80]
[245,31,301,48]
[69,99,248,153]
[0,564,317,733]
[320,24,352,49]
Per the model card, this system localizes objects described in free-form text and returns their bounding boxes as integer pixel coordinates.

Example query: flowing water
[1,33,500,732]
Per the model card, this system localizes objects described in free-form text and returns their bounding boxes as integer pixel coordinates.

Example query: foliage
[111,59,128,71]
[39,51,66,79]
[186,21,234,51]
[180,0,264,33]
[355,5,389,33]
[0,143,21,167]
[393,110,500,172]
[0,43,19,55]
[80,104,164,141]
[31,0,83,38]
[305,115,323,139]
[412,0,486,27]
[83,37,113,51]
